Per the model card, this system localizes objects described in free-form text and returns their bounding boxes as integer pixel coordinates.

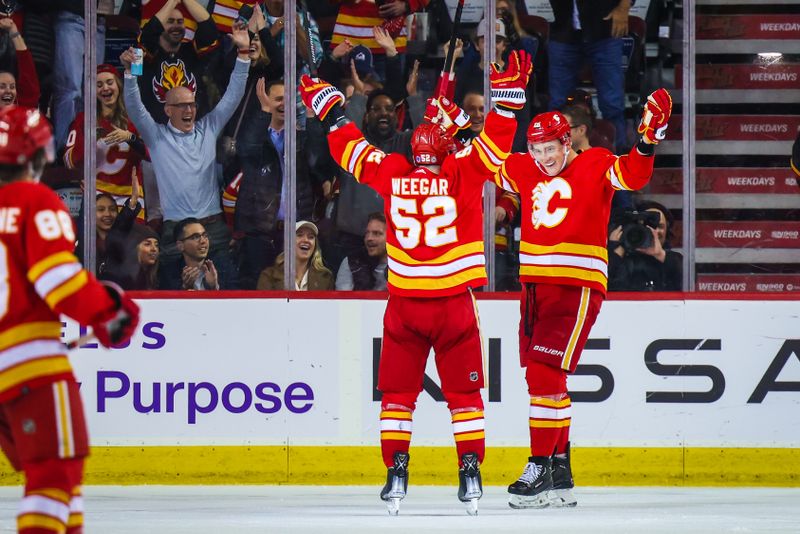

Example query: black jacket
[234,114,326,235]
[159,250,240,290]
[608,249,683,291]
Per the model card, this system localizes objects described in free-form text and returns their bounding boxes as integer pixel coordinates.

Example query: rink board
[1,295,799,486]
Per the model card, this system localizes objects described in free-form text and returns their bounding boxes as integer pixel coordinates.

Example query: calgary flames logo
[531,178,572,229]
[152,59,197,103]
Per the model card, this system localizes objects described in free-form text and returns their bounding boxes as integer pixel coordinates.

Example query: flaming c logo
[531,178,572,229]
[152,59,197,103]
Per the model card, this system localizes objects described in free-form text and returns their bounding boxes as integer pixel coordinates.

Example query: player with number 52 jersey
[301,51,532,515]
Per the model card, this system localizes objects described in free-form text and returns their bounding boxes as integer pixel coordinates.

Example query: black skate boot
[550,442,577,507]
[457,453,483,516]
[380,452,409,515]
[507,456,553,509]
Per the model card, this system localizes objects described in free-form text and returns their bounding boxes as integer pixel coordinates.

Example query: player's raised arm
[456,50,532,179]
[300,75,389,187]
[606,88,673,192]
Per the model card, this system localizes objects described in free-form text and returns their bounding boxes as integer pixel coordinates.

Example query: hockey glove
[91,281,140,348]
[423,96,472,136]
[490,50,533,112]
[300,75,345,121]
[637,88,672,145]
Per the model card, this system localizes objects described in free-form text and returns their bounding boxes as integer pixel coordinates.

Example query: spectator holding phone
[64,64,147,221]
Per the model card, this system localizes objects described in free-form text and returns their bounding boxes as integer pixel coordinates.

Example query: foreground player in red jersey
[301,51,532,515]
[494,89,673,509]
[0,106,140,533]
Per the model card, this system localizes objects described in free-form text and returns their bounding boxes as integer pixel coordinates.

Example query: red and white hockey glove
[637,88,672,145]
[300,75,344,121]
[91,281,140,348]
[490,50,533,112]
[423,96,471,136]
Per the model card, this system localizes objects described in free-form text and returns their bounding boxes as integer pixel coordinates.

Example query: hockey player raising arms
[0,106,140,533]
[301,51,532,515]
[495,89,673,509]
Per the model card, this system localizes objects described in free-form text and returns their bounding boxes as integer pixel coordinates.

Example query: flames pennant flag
[141,0,259,36]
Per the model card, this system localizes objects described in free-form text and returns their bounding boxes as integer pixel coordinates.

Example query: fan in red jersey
[63,64,148,223]
[0,106,140,534]
[494,89,673,510]
[301,50,533,516]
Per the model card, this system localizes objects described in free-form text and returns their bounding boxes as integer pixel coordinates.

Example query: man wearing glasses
[160,218,239,290]
[119,23,251,281]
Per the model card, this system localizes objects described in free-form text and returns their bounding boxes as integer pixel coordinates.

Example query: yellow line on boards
[0,446,797,486]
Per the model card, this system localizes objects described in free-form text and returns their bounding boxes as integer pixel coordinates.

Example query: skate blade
[548,488,577,508]
[464,498,479,516]
[386,497,401,515]
[508,493,551,509]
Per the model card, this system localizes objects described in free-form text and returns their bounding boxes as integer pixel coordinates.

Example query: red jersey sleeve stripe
[607,157,633,190]
[33,263,83,303]
[28,251,78,283]
[476,129,510,163]
[43,271,89,309]
[496,164,520,193]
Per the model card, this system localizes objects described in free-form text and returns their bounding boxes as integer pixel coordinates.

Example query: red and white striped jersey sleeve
[603,145,655,192]
[327,122,398,193]
[23,185,117,326]
[454,111,516,184]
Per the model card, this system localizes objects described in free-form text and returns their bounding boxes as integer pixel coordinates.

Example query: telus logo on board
[96,371,314,424]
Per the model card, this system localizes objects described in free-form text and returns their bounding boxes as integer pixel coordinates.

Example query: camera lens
[621,223,653,250]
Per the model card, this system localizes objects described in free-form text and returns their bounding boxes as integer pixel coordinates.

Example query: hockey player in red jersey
[494,89,673,509]
[301,51,532,515]
[0,106,140,533]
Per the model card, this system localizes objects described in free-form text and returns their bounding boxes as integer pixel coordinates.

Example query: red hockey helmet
[526,111,571,146]
[0,106,55,166]
[411,122,457,166]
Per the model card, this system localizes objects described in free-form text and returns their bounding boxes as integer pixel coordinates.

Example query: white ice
[1,485,798,533]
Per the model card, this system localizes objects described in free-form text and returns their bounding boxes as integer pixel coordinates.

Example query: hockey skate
[549,442,577,507]
[380,452,409,515]
[508,456,553,509]
[457,453,483,516]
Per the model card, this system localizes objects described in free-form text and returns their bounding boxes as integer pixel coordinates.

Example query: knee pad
[442,390,484,414]
[380,393,418,413]
[526,361,568,396]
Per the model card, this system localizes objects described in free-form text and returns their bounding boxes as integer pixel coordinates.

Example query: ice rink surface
[1,485,799,533]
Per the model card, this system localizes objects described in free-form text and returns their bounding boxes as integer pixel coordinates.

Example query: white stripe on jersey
[0,340,65,372]
[34,263,82,300]
[519,253,608,276]
[388,253,485,278]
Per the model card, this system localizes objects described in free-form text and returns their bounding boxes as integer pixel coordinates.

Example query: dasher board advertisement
[65,297,800,447]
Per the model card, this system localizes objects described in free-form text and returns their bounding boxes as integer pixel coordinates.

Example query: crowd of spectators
[3,0,674,292]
